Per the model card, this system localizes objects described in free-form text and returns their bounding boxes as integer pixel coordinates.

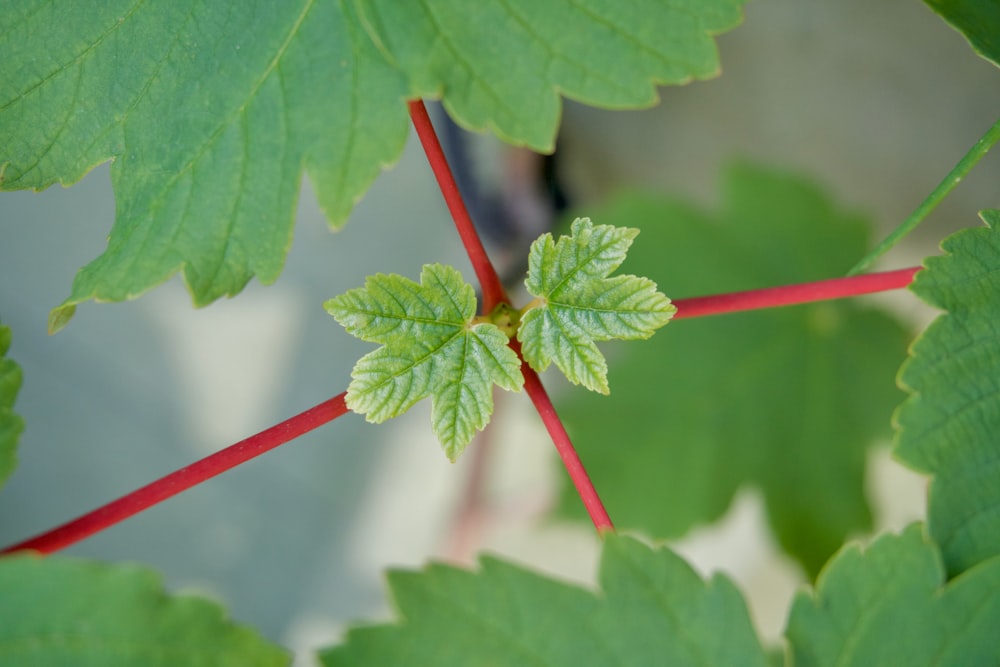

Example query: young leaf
[0,554,289,665]
[320,533,769,666]
[325,264,523,461]
[355,0,748,151]
[554,166,909,576]
[0,321,23,489]
[923,0,1000,69]
[519,217,676,394]
[895,210,1000,576]
[785,524,1000,666]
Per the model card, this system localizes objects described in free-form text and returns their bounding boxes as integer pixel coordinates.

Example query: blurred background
[3,0,1000,662]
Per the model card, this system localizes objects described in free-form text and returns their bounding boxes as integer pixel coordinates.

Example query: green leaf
[894,211,1000,576]
[923,0,1000,68]
[355,0,747,151]
[0,554,288,666]
[1,1,409,330]
[785,523,1000,666]
[554,165,910,576]
[0,320,24,489]
[325,264,523,460]
[519,217,676,394]
[320,533,768,666]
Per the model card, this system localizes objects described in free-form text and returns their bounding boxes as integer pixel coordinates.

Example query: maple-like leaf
[518,217,676,394]
[321,533,769,666]
[325,264,523,461]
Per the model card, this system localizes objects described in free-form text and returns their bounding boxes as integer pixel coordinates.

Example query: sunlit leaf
[519,217,675,394]
[325,264,523,460]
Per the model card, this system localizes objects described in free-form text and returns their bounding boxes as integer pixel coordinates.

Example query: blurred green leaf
[0,554,289,666]
[355,0,747,151]
[895,210,1000,576]
[786,523,1000,666]
[520,217,676,394]
[554,164,909,576]
[321,533,768,666]
[0,320,23,490]
[923,0,1000,68]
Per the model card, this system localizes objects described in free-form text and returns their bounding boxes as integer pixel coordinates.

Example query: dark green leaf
[320,533,768,666]
[923,0,1000,68]
[0,320,23,489]
[786,523,1000,666]
[554,165,910,576]
[0,554,288,666]
[895,210,1000,576]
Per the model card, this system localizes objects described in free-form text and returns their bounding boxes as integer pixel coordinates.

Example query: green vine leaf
[785,524,1000,666]
[320,533,769,666]
[325,263,523,461]
[895,210,1000,576]
[519,217,676,394]
[2,2,747,331]
[0,554,288,665]
[0,321,24,490]
[354,0,748,151]
[554,166,909,576]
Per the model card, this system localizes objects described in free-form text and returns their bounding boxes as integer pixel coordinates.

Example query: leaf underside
[786,523,1000,666]
[0,555,288,666]
[0,0,746,329]
[0,321,24,490]
[519,217,676,394]
[325,263,522,461]
[554,165,909,576]
[894,210,1000,576]
[320,533,769,667]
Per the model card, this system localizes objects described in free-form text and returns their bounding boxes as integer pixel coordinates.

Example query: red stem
[671,267,919,319]
[520,359,615,534]
[408,100,509,313]
[1,393,348,555]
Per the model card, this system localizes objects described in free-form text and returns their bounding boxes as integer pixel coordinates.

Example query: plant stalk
[1,393,348,555]
[849,116,1000,275]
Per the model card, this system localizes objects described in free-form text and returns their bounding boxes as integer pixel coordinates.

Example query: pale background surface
[2,0,999,662]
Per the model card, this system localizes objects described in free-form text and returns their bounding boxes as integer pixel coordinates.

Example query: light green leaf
[923,0,1000,69]
[894,210,1000,576]
[1,1,409,331]
[0,554,289,666]
[325,264,523,460]
[555,166,910,576]
[0,320,24,489]
[320,533,768,666]
[519,217,676,394]
[785,524,1000,666]
[355,0,747,151]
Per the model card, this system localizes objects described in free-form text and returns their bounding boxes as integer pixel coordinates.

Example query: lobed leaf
[785,524,1000,666]
[320,533,768,666]
[0,554,288,666]
[355,0,747,151]
[554,166,910,576]
[325,264,522,460]
[894,210,1000,576]
[0,320,23,490]
[519,217,676,394]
